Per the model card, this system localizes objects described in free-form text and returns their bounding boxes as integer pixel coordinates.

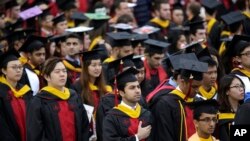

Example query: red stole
[8,90,26,141]
[58,101,76,141]
[143,59,167,82]
[185,106,196,138]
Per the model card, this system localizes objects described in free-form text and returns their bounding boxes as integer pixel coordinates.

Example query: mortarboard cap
[19,35,47,52]
[188,99,219,118]
[39,7,52,19]
[0,49,20,68]
[116,67,139,87]
[196,47,214,62]
[71,11,88,26]
[111,23,133,32]
[144,39,170,54]
[53,13,66,25]
[169,53,198,71]
[225,35,250,58]
[221,11,245,26]
[19,6,43,20]
[133,25,160,35]
[107,54,134,74]
[132,55,144,69]
[49,33,70,45]
[179,57,208,81]
[6,28,35,45]
[57,0,76,11]
[107,32,132,47]
[131,34,148,47]
[85,11,110,20]
[5,0,19,10]
[201,0,221,11]
[78,49,102,61]
[65,26,93,33]
[185,20,205,35]
[184,39,204,55]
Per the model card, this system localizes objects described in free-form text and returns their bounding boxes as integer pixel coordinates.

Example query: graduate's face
[66,38,81,56]
[133,44,145,55]
[194,113,217,136]
[55,21,68,34]
[238,46,250,68]
[202,66,217,88]
[136,68,145,83]
[120,81,141,104]
[172,9,184,25]
[177,35,187,50]
[193,29,206,42]
[117,2,131,16]
[45,62,67,88]
[147,53,165,69]
[11,6,21,19]
[118,46,133,58]
[227,78,245,102]
[182,79,202,98]
[88,59,102,78]
[2,60,23,82]
[28,48,46,67]
[158,3,171,20]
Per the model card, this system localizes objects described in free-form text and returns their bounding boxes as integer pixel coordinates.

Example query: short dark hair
[154,0,169,11]
[187,1,201,17]
[117,14,133,24]
[65,33,81,41]
[42,57,63,77]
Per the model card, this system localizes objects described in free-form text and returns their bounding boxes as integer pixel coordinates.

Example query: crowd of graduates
[1,0,250,141]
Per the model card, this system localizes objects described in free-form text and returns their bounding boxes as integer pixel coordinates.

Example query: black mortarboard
[189,99,219,118]
[53,13,66,25]
[0,49,20,68]
[5,0,19,10]
[111,23,133,33]
[179,58,208,81]
[131,34,148,47]
[79,49,102,61]
[49,32,70,45]
[71,11,88,26]
[201,0,221,10]
[6,28,35,45]
[221,11,245,26]
[19,35,47,52]
[185,20,205,35]
[226,35,250,58]
[144,39,170,54]
[116,67,139,87]
[172,2,183,10]
[57,0,76,11]
[184,39,204,55]
[107,54,134,74]
[170,53,198,70]
[132,55,144,69]
[107,32,132,47]
[39,8,52,19]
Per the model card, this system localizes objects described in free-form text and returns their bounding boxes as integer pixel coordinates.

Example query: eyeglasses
[240,51,250,57]
[230,85,245,90]
[8,65,23,71]
[198,117,218,123]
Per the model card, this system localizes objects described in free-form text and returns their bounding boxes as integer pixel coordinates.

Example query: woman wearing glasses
[26,57,89,141]
[0,50,33,141]
[216,74,245,141]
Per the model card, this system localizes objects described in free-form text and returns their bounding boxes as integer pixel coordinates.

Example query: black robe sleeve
[102,114,136,141]
[150,97,181,141]
[235,102,250,125]
[26,96,44,141]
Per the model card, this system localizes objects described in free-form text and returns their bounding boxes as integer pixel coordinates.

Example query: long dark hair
[80,59,107,106]
[218,74,244,113]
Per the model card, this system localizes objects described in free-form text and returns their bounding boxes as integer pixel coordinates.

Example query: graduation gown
[96,94,148,141]
[207,18,222,50]
[26,86,89,141]
[0,77,32,141]
[231,68,250,79]
[102,103,153,141]
[19,63,44,95]
[216,113,235,141]
[150,89,195,141]
[63,59,81,87]
[234,99,250,125]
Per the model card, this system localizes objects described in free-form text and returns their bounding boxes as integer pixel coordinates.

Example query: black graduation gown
[207,20,222,50]
[96,94,148,141]
[63,59,81,88]
[150,93,190,141]
[215,112,235,141]
[235,99,250,125]
[0,83,32,141]
[26,89,89,141]
[102,106,153,141]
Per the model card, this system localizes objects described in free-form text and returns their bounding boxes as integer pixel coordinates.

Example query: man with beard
[104,32,133,63]
[63,33,82,87]
[19,35,47,95]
